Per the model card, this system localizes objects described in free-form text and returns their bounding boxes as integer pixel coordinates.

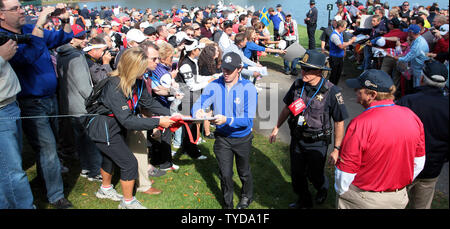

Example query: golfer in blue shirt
[192,52,257,209]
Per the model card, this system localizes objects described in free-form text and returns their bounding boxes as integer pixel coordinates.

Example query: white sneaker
[173,144,180,149]
[88,174,103,182]
[95,185,123,201]
[80,169,90,178]
[160,163,179,171]
[196,155,207,160]
[171,150,177,157]
[118,198,147,209]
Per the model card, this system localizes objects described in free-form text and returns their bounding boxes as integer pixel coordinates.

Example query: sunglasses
[301,67,315,72]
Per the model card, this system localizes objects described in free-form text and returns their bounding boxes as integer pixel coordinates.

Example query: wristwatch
[334,146,341,151]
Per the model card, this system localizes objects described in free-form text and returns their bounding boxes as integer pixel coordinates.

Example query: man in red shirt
[332,69,426,209]
[380,18,408,91]
[432,24,449,54]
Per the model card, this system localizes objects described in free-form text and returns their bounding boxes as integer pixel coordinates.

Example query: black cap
[298,50,331,71]
[276,4,282,8]
[335,0,343,5]
[310,0,316,4]
[388,17,400,28]
[346,69,394,92]
[423,60,448,87]
[143,26,157,36]
[222,52,243,71]
[182,17,192,24]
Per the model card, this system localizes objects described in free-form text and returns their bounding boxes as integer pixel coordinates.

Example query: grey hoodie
[56,44,93,115]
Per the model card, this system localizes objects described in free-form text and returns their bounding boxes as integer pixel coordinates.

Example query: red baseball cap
[71,24,86,38]
[173,17,182,22]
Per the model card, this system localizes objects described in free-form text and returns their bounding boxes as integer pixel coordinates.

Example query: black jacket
[85,76,169,144]
[397,86,449,179]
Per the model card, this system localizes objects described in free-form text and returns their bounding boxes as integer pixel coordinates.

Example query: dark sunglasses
[301,67,315,72]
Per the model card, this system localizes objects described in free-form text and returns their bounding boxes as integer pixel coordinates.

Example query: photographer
[113,28,147,69]
[84,36,113,86]
[0,1,74,209]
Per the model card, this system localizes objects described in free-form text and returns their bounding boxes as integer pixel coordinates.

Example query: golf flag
[260,8,270,26]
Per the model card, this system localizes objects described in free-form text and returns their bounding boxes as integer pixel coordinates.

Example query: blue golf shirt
[191,76,257,138]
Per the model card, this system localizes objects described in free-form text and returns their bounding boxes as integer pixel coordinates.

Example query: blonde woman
[85,47,174,209]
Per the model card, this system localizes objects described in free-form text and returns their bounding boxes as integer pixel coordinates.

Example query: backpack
[85,77,112,115]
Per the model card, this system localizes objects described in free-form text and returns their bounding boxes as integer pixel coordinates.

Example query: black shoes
[315,188,328,205]
[51,197,73,209]
[204,133,215,139]
[236,197,252,209]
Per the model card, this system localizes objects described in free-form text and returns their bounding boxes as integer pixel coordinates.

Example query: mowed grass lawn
[22,24,448,209]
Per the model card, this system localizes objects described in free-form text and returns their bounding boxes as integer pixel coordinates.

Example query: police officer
[269,50,349,209]
[305,0,318,50]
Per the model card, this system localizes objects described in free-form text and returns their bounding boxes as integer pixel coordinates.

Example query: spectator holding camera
[56,24,103,182]
[84,36,113,86]
[0,0,74,209]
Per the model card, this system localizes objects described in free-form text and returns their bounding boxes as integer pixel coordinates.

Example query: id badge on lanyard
[288,98,307,127]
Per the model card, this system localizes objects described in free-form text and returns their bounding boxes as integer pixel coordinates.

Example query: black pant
[329,56,344,85]
[147,129,173,168]
[213,132,254,208]
[289,137,329,204]
[274,29,281,41]
[307,24,317,50]
[181,122,201,159]
[96,133,138,181]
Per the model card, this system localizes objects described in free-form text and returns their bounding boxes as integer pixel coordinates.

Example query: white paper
[281,42,306,63]
[248,66,268,76]
[359,15,373,29]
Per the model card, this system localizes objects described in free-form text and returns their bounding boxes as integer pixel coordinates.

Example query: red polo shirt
[336,100,425,192]
[383,29,408,49]
[432,37,449,54]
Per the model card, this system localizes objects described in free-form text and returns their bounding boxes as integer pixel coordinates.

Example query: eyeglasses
[403,4,409,6]
[187,33,194,37]
[148,56,159,62]
[0,5,22,12]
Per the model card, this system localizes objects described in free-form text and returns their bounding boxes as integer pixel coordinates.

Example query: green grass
[24,129,448,209]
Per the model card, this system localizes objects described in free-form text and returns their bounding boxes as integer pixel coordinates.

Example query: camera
[107,49,118,56]
[0,32,32,46]
[49,8,66,17]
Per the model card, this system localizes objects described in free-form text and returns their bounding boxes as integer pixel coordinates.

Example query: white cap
[140,21,150,29]
[439,24,449,36]
[375,37,386,47]
[184,38,205,51]
[83,44,107,52]
[334,15,342,21]
[111,21,121,27]
[126,29,147,43]
[175,31,189,45]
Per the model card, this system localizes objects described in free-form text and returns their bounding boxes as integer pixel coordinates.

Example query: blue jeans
[173,128,182,147]
[284,58,299,74]
[362,45,372,70]
[71,117,102,177]
[18,95,65,204]
[0,102,34,209]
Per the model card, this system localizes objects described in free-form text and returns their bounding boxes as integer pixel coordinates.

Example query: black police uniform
[283,77,348,207]
[306,6,318,50]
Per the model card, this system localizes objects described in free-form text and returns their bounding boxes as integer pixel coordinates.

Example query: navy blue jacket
[397,86,449,179]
